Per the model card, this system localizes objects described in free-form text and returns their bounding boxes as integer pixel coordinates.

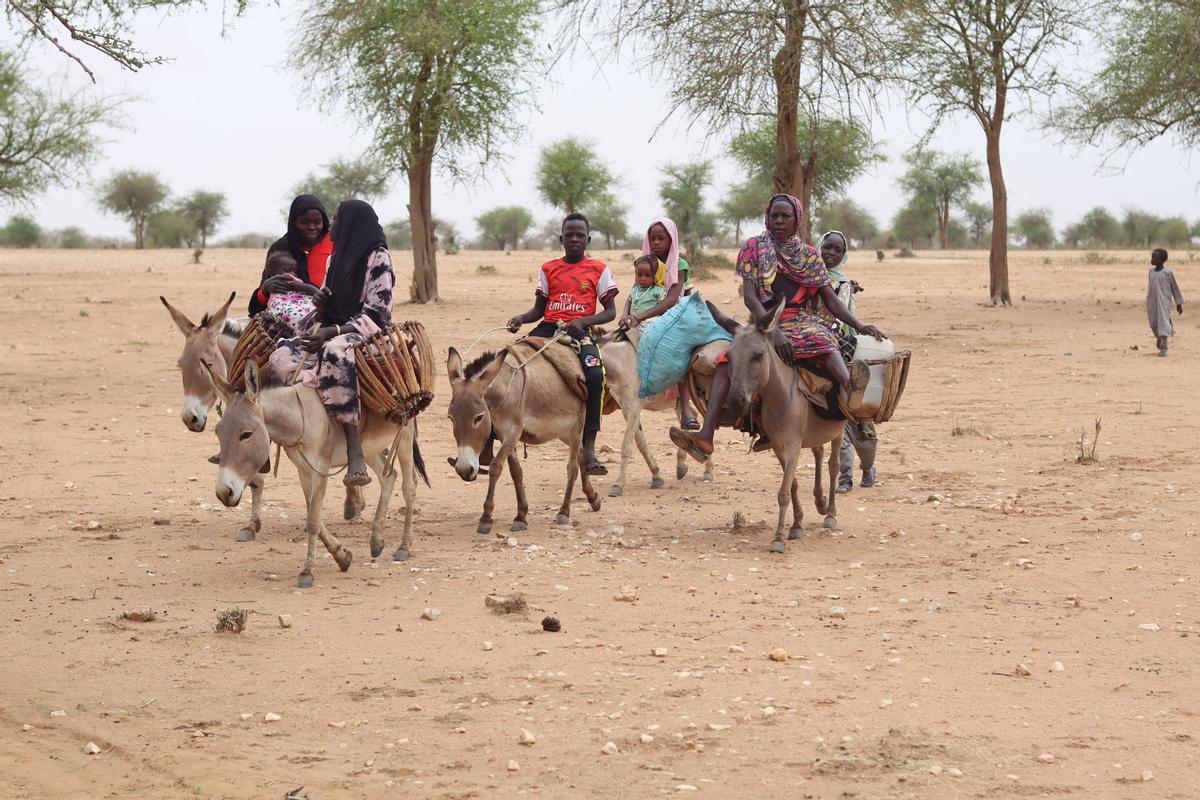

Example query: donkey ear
[160,296,196,336]
[446,347,464,382]
[706,301,739,335]
[206,291,236,334]
[244,361,261,401]
[756,301,786,334]
[201,360,233,403]
[477,349,507,388]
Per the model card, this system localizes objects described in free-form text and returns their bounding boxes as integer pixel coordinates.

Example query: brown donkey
[447,346,602,535]
[206,361,428,587]
[715,303,846,553]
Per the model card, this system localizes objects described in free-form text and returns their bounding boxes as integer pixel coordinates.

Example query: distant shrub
[896,247,915,258]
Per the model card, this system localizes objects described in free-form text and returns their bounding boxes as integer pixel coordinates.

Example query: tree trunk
[408,157,439,303]
[772,0,806,203]
[133,214,144,250]
[200,227,208,250]
[798,151,817,243]
[985,128,1010,305]
[937,193,949,250]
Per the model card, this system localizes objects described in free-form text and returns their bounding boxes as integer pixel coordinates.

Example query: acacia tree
[536,138,614,215]
[897,150,983,250]
[290,156,390,206]
[815,199,879,244]
[726,116,884,241]
[97,169,168,248]
[892,0,1091,304]
[584,193,628,249]
[475,205,534,250]
[659,161,718,266]
[179,190,227,249]
[560,0,892,212]
[1013,208,1054,248]
[1061,207,1121,247]
[298,0,539,303]
[1059,0,1200,157]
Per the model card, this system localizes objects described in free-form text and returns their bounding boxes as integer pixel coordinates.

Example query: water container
[851,336,896,417]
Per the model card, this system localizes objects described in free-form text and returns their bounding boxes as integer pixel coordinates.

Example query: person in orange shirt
[505,212,619,475]
[249,194,334,315]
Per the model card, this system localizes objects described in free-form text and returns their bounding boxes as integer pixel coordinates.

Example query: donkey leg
[393,425,417,562]
[770,448,801,554]
[812,446,827,514]
[343,484,366,521]
[366,449,398,560]
[789,475,804,540]
[634,422,665,490]
[507,450,529,532]
[478,437,516,535]
[557,440,581,526]
[676,447,689,480]
[823,437,841,529]
[579,449,601,513]
[236,474,264,542]
[703,453,715,483]
[317,521,352,572]
[296,468,323,588]
[610,401,640,497]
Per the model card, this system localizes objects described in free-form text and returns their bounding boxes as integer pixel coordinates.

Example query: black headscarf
[250,194,330,314]
[322,199,389,326]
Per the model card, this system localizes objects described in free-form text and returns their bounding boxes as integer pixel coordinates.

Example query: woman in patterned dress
[270,199,395,486]
[671,194,884,461]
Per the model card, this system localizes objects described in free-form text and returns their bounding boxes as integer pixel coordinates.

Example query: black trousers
[530,321,604,433]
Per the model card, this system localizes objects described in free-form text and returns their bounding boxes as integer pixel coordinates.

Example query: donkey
[447,346,602,535]
[206,361,428,587]
[713,303,845,553]
[163,292,367,541]
[597,334,714,495]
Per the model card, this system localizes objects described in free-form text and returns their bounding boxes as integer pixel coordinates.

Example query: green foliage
[385,219,413,249]
[583,194,628,249]
[962,201,992,247]
[54,226,89,249]
[96,169,169,249]
[145,209,197,248]
[178,190,227,249]
[434,217,459,254]
[719,177,768,240]
[1059,0,1200,155]
[891,197,937,248]
[0,215,43,248]
[897,150,983,249]
[659,161,719,265]
[1062,207,1122,247]
[290,156,389,206]
[815,199,878,244]
[536,138,614,215]
[215,232,274,249]
[475,205,534,250]
[1013,209,1055,248]
[0,50,121,204]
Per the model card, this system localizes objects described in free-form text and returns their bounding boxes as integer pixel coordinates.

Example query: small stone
[22,724,32,731]
[640,733,654,744]
[879,698,893,708]
[122,607,156,622]
[1015,663,1033,676]
[601,741,619,756]
[541,616,561,632]
[239,713,252,721]
[651,647,668,657]
[1137,623,1160,631]
[483,641,494,651]
[707,723,729,731]
[519,729,536,746]
[191,730,206,738]
[507,759,520,771]
[84,741,101,755]
[675,785,698,792]
[827,606,846,619]
[329,721,346,729]
[277,614,293,628]
[86,520,101,530]
[264,712,282,722]
[929,764,944,775]
[1052,661,1064,672]
[505,536,518,547]
[420,607,440,621]
[1130,531,1143,542]
[768,648,789,663]
[407,704,422,712]
[615,586,638,602]
[153,517,171,526]
[49,710,67,718]
[687,586,698,594]
[762,706,777,717]
[1141,770,1154,782]
[728,645,745,653]
[947,767,964,777]
[1037,752,1055,765]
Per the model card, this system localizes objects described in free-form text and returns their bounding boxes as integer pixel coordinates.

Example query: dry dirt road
[1,247,1197,799]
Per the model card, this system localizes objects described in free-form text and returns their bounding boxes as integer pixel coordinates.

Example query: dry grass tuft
[215,607,248,633]
[485,594,528,615]
[1076,418,1102,464]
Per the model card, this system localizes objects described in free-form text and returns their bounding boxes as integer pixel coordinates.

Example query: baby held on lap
[264,251,318,334]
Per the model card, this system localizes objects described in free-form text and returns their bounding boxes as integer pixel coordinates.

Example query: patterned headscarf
[735,193,829,304]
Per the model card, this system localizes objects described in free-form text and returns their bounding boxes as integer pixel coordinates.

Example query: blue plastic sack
[637,292,733,398]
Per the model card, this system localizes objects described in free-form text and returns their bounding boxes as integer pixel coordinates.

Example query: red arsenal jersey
[536,257,619,324]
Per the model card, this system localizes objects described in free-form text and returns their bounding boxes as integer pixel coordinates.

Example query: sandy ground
[1,246,1198,799]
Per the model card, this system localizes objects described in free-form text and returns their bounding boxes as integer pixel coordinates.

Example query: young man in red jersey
[505,212,618,475]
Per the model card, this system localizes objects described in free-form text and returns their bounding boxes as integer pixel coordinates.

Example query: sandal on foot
[669,427,713,464]
[682,417,701,432]
[860,467,877,488]
[583,460,608,476]
[344,468,372,488]
[446,456,488,476]
[751,435,772,453]
[836,480,853,494]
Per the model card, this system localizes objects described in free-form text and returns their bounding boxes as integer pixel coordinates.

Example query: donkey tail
[412,420,430,487]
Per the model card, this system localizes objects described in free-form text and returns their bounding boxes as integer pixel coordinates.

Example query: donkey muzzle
[215,468,245,507]
[454,447,480,482]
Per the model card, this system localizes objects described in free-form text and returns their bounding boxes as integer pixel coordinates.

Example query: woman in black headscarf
[269,200,393,486]
[250,194,333,315]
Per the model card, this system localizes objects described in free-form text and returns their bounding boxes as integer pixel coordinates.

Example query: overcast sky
[12,2,1200,243]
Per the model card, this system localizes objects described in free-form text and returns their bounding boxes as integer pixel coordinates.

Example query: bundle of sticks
[227,312,291,390]
[354,321,435,425]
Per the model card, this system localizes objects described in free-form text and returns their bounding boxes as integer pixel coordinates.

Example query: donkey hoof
[297,573,314,588]
[768,540,786,554]
[650,477,666,489]
[477,522,493,535]
[234,528,255,543]
[392,548,410,562]
[676,464,689,480]
[703,472,714,483]
[823,517,838,529]
[510,520,527,532]
[370,541,384,559]
[590,497,602,512]
[788,527,804,540]
[555,514,571,526]
[608,485,623,497]
[337,550,353,572]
